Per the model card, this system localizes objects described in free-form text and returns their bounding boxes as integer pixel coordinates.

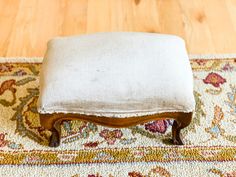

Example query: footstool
[37,32,195,147]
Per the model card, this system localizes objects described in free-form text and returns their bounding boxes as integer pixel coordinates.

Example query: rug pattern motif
[0,59,236,176]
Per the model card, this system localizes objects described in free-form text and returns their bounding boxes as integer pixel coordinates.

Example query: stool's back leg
[172,112,192,145]
[49,120,61,147]
[40,114,62,147]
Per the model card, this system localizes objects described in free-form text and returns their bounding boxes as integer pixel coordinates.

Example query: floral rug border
[0,146,235,165]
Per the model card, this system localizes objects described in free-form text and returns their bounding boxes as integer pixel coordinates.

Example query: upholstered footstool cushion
[37,32,195,118]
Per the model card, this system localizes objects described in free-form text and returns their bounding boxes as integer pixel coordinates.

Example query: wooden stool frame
[40,112,193,147]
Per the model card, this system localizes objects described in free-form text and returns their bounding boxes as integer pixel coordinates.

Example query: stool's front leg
[172,112,192,145]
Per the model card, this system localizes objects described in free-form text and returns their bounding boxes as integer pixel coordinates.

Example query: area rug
[0,56,235,177]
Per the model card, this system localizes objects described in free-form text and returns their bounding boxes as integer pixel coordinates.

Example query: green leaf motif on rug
[209,61,221,71]
[0,98,16,107]
[15,77,36,86]
[129,126,158,139]
[225,84,236,115]
[182,91,206,136]
[224,135,236,143]
[0,77,35,107]
[11,87,47,145]
[119,137,137,145]
[61,121,98,144]
[27,65,39,76]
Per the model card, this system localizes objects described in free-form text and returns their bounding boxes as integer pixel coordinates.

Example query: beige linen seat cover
[37,32,195,118]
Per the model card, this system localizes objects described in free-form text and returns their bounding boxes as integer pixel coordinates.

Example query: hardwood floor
[0,0,236,57]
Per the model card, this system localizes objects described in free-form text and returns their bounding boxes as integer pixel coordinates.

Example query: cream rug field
[0,56,235,177]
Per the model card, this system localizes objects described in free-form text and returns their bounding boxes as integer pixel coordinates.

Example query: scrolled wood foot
[49,128,60,147]
[49,119,62,147]
[39,114,62,147]
[172,120,184,145]
[172,112,192,145]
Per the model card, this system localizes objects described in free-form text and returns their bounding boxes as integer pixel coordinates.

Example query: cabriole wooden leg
[172,120,184,145]
[49,127,60,147]
[39,112,192,147]
[40,114,62,147]
[172,112,192,145]
[49,120,62,147]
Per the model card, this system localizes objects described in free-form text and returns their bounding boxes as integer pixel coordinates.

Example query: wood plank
[0,0,236,57]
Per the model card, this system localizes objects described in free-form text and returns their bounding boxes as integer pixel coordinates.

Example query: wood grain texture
[0,0,236,57]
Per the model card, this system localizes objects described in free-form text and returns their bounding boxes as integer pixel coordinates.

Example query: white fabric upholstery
[37,32,195,118]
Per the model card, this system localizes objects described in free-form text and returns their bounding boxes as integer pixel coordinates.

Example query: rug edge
[189,53,236,59]
[0,54,236,62]
[0,57,43,63]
